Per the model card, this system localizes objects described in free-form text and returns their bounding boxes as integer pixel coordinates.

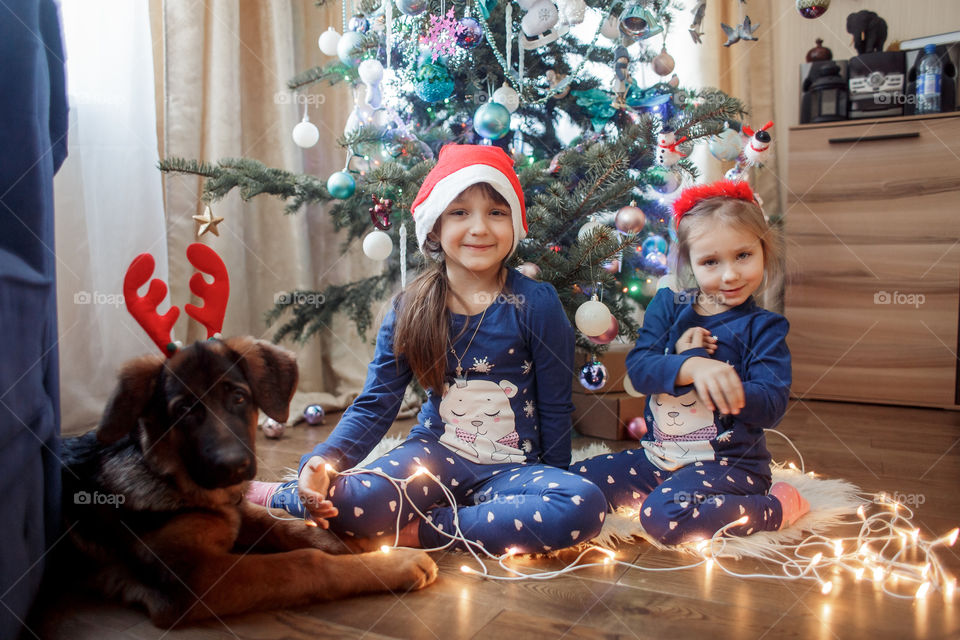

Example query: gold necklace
[449,305,488,384]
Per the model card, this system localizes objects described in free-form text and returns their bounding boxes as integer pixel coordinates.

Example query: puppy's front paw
[386,549,438,591]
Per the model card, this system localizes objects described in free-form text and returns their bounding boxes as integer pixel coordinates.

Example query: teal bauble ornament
[473,102,512,140]
[414,62,455,103]
[326,171,356,199]
[641,234,668,255]
[709,125,742,162]
[337,30,366,67]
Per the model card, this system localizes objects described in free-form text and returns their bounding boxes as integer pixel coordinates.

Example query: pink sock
[246,480,280,507]
[770,482,810,529]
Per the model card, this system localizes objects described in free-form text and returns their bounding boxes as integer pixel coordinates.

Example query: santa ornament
[410,145,527,259]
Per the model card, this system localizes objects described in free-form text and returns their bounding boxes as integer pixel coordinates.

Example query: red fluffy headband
[672,180,759,226]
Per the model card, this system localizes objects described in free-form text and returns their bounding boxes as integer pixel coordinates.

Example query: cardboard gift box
[571,390,646,441]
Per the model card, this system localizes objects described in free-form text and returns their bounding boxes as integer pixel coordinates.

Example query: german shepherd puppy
[60,337,437,627]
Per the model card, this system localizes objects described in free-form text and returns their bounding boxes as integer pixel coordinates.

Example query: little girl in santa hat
[249,144,605,555]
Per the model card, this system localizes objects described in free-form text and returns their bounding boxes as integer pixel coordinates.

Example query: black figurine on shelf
[846,10,887,55]
[806,38,833,62]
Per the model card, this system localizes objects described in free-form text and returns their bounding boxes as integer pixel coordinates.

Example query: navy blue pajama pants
[573,448,784,545]
[285,433,607,554]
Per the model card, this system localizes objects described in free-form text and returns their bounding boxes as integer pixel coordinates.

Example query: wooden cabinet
[785,113,960,409]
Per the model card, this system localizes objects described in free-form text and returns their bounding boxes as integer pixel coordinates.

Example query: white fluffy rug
[350,437,865,560]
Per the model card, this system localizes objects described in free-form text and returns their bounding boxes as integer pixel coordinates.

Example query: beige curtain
[690,0,781,216]
[155,0,403,413]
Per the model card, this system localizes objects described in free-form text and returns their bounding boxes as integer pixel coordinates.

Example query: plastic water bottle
[916,44,942,114]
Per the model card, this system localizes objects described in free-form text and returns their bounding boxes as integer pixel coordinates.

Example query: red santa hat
[410,144,527,258]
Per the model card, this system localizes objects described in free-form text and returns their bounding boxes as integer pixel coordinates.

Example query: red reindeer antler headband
[123,243,230,356]
[672,179,759,227]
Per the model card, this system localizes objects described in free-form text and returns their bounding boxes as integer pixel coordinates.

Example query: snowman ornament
[655,128,688,167]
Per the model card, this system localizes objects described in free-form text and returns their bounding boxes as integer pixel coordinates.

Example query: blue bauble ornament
[643,250,668,274]
[641,234,668,255]
[578,361,608,391]
[348,14,370,33]
[414,62,455,103]
[326,171,356,199]
[337,30,366,67]
[303,404,326,425]
[396,0,428,16]
[457,17,483,49]
[473,102,512,140]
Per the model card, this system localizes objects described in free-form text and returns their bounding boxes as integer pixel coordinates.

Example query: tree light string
[264,435,956,599]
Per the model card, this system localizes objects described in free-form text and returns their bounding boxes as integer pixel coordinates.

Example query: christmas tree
[159,0,748,362]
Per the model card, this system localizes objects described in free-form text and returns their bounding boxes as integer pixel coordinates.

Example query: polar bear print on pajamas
[438,379,527,464]
[641,389,719,471]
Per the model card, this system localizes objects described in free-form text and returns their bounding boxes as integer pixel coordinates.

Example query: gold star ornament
[193,205,224,237]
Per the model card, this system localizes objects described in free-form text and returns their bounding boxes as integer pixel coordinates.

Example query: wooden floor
[34,400,960,639]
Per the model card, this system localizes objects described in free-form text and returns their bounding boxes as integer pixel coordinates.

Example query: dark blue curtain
[0,0,68,636]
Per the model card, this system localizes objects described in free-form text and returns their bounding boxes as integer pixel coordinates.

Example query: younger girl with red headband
[575,179,808,545]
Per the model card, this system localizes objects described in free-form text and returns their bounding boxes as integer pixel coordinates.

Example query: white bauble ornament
[318,27,341,56]
[577,221,605,243]
[358,58,384,85]
[363,230,393,260]
[575,298,612,337]
[492,82,520,113]
[292,120,320,148]
[261,418,285,439]
[519,0,559,37]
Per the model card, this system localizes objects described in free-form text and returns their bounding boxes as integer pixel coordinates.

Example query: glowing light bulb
[922,564,931,578]
[854,568,865,582]
[304,519,317,528]
[734,515,749,526]
[788,462,799,471]
[833,540,843,557]
[857,505,866,520]
[820,581,833,595]
[945,577,956,598]
[380,545,391,554]
[809,552,823,568]
[911,529,920,543]
[325,463,336,473]
[916,582,931,599]
[705,558,714,571]
[506,546,519,557]
[872,567,884,582]
[460,565,471,573]
[944,528,959,546]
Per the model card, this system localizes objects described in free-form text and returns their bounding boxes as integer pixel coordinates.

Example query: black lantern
[801,60,849,123]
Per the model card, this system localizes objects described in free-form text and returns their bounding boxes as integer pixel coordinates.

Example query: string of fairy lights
[267,435,957,602]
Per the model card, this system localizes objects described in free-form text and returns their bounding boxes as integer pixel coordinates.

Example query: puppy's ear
[98,355,165,444]
[223,337,298,423]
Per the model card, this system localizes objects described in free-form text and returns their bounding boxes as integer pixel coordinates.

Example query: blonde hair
[394,182,511,393]
[672,197,783,297]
